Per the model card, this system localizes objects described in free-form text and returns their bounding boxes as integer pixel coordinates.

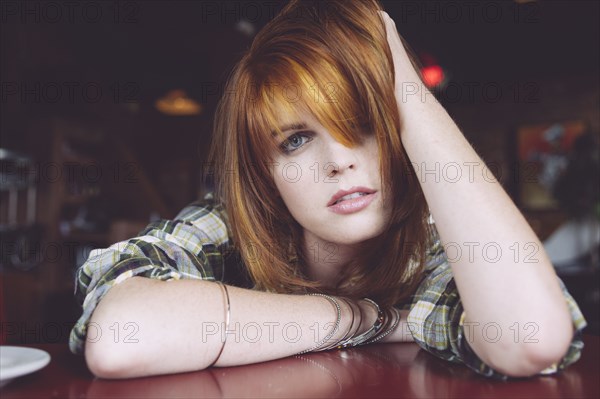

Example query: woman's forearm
[379,11,572,375]
[85,276,382,379]
[397,86,574,375]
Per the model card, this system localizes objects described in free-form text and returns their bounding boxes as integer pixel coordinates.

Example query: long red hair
[208,0,434,307]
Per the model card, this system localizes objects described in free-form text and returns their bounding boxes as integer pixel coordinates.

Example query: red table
[2,335,599,398]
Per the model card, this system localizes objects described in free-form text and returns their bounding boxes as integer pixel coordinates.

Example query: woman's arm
[86,276,394,379]
[86,277,349,378]
[380,12,574,376]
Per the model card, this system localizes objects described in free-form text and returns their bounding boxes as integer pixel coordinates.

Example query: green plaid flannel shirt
[69,193,588,380]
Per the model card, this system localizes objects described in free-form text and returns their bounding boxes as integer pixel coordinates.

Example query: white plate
[0,346,51,385]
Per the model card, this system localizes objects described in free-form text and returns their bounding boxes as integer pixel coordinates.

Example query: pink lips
[327,186,377,215]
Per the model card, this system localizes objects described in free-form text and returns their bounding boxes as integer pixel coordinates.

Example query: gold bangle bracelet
[207,281,230,368]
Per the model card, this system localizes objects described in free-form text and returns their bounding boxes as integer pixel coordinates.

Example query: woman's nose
[325,141,358,177]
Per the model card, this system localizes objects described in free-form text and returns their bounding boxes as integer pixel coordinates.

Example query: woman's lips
[327,186,377,206]
[327,192,377,215]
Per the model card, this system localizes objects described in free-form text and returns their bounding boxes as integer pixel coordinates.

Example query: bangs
[245,56,373,160]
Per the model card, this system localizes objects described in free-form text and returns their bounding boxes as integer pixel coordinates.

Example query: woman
[70,0,587,380]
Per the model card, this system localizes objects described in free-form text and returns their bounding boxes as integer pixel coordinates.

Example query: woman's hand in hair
[378,11,427,100]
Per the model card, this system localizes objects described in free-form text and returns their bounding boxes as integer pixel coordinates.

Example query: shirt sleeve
[68,192,231,355]
[406,223,588,380]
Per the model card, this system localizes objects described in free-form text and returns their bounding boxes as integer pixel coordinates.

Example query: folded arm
[85,277,365,378]
[380,11,579,376]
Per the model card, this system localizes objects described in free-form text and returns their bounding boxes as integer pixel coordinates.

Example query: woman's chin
[322,223,387,246]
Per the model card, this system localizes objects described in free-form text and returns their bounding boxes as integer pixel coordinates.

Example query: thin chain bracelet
[295,293,342,355]
[365,307,401,345]
[333,296,363,350]
[366,307,393,344]
[337,298,384,349]
[318,296,356,352]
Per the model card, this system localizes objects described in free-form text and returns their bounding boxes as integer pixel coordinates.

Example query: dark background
[0,0,598,343]
[2,1,599,166]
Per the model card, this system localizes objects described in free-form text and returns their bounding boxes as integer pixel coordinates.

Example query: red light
[421,65,445,88]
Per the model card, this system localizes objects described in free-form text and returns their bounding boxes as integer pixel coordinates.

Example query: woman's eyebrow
[271,122,307,137]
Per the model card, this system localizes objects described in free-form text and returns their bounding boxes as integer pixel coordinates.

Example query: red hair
[208,0,434,307]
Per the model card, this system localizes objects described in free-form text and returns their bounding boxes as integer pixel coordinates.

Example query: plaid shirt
[69,193,588,380]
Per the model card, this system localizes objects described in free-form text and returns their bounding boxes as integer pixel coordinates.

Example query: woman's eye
[280,132,313,153]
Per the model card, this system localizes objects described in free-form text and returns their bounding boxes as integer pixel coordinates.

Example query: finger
[377,10,396,26]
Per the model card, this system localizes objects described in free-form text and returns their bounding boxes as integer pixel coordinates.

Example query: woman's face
[270,110,392,247]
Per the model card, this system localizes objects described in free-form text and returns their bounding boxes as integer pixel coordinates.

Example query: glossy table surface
[2,334,599,398]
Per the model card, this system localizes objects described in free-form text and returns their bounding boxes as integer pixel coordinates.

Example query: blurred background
[1,0,598,344]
